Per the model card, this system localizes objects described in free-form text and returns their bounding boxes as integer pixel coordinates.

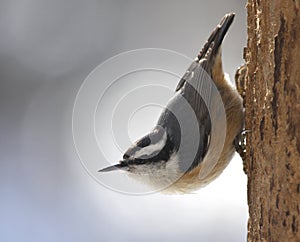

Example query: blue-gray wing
[157,61,212,172]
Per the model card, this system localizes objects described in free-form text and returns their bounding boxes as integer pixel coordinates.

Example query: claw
[234,129,250,161]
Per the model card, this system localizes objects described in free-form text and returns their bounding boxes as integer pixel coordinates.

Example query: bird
[99,13,244,194]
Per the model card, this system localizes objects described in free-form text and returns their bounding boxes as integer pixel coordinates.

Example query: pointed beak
[197,13,235,63]
[98,162,129,172]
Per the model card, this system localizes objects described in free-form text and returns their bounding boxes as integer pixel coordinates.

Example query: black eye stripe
[122,127,169,160]
[126,136,175,165]
[123,154,130,159]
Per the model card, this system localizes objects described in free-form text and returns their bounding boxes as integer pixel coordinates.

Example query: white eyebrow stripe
[133,132,167,158]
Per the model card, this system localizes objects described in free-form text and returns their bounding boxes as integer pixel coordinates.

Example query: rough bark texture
[244,0,300,241]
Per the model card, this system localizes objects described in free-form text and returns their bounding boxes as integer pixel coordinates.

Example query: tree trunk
[244,0,300,241]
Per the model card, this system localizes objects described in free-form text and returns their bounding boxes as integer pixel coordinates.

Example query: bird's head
[99,126,177,176]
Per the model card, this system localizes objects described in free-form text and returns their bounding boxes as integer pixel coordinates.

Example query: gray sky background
[0,1,248,241]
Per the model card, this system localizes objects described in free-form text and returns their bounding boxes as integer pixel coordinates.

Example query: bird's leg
[234,130,249,160]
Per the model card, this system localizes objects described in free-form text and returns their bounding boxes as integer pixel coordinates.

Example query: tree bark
[244,0,300,241]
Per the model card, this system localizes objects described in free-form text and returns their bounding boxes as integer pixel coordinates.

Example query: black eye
[123,154,130,159]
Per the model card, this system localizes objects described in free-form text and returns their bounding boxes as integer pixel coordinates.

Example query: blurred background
[0,0,248,241]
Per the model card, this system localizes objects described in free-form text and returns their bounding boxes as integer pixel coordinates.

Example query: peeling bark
[244,0,300,241]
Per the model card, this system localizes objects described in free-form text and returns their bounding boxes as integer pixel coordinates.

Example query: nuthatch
[99,13,244,193]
